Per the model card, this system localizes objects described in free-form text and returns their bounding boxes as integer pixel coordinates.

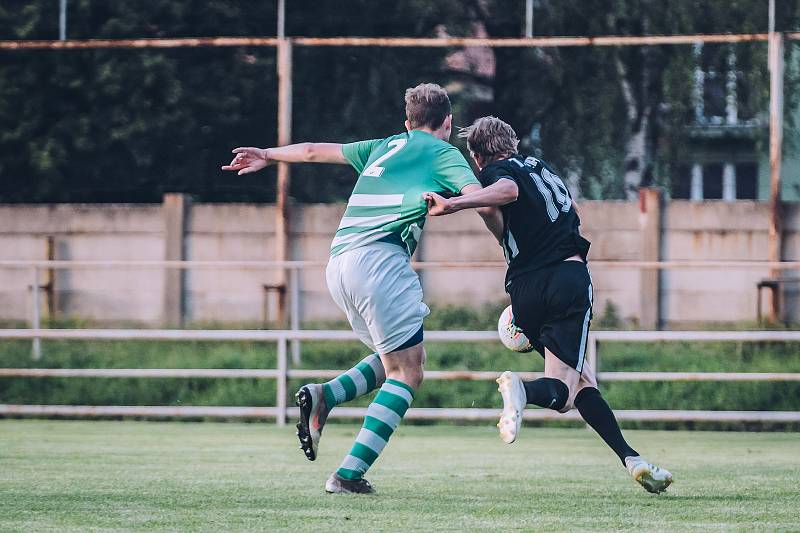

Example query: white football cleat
[496,371,527,444]
[625,456,673,494]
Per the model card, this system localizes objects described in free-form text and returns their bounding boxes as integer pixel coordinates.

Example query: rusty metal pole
[275,35,292,327]
[768,29,784,322]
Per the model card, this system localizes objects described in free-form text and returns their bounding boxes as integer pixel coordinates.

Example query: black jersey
[479,154,590,283]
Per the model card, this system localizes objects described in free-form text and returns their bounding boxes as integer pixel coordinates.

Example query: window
[672,162,758,200]
[735,163,758,200]
[671,165,691,199]
[703,164,723,199]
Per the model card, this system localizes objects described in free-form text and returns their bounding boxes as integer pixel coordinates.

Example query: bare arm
[477,206,504,244]
[423,179,519,216]
[221,143,348,175]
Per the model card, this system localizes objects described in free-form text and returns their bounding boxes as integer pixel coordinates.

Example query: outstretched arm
[221,143,348,175]
[423,178,518,216]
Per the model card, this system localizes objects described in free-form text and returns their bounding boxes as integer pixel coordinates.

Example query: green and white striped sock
[323,353,385,408]
[336,379,415,480]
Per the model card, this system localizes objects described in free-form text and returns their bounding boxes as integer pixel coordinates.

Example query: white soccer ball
[497,305,534,353]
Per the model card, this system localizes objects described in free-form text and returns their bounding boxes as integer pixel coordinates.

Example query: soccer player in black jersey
[423,116,672,494]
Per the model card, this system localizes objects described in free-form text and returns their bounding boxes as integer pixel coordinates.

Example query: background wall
[0,195,793,327]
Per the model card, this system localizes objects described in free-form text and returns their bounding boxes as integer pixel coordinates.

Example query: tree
[473,0,800,199]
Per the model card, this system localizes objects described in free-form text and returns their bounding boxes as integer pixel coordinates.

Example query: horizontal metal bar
[4,328,800,343]
[597,372,800,382]
[2,259,800,270]
[2,33,794,51]
[293,34,774,47]
[0,37,280,50]
[3,368,798,382]
[0,329,502,342]
[0,368,281,378]
[592,330,800,342]
[1,404,798,423]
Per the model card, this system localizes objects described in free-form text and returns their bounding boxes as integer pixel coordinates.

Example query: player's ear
[405,119,412,132]
[443,114,453,130]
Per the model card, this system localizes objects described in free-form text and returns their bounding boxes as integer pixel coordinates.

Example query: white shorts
[326,242,430,354]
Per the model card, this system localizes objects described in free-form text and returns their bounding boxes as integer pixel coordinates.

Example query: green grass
[1,421,799,531]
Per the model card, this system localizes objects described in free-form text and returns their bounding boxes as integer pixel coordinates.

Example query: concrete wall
[0,197,794,326]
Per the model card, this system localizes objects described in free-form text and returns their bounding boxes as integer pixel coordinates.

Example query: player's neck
[411,126,449,141]
[479,152,516,169]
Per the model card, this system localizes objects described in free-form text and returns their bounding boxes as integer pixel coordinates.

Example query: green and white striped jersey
[332,130,478,257]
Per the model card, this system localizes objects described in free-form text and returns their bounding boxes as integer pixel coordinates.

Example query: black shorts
[506,260,593,372]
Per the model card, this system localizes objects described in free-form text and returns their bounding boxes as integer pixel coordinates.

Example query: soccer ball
[497,305,534,352]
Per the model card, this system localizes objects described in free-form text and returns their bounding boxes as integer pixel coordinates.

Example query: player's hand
[423,192,455,216]
[221,147,271,175]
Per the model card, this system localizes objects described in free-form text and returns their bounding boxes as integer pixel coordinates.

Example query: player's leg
[296,254,389,461]
[567,361,672,493]
[295,348,386,461]
[325,243,428,494]
[327,336,423,494]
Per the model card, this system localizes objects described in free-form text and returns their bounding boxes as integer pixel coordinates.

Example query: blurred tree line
[0,0,797,203]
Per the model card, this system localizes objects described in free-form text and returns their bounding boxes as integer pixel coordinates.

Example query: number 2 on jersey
[362,139,407,177]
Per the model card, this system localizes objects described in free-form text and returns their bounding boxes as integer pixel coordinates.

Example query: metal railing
[1,328,799,425]
[4,258,800,361]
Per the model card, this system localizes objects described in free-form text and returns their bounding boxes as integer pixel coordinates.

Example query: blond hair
[404,83,451,130]
[458,116,519,159]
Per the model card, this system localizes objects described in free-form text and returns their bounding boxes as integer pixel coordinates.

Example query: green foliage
[2,1,799,202]
[597,300,623,329]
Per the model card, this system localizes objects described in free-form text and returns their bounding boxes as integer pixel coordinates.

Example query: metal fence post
[276,336,288,426]
[290,267,301,365]
[30,266,41,360]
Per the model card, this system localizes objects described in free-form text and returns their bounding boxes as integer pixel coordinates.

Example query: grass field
[2,421,799,531]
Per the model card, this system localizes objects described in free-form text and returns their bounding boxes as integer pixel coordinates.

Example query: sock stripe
[339,455,370,476]
[365,354,386,383]
[375,391,412,418]
[328,380,347,405]
[355,361,377,391]
[380,381,414,405]
[344,366,369,396]
[337,467,362,481]
[339,373,357,400]
[336,380,416,481]
[385,378,415,396]
[349,442,380,465]
[363,402,401,432]
[355,427,388,453]
[363,415,394,442]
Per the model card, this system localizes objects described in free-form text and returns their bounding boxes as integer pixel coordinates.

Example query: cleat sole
[295,387,317,461]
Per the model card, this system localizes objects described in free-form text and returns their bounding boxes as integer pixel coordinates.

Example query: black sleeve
[478,163,518,187]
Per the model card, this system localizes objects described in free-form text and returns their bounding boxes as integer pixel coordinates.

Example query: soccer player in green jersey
[222,83,482,493]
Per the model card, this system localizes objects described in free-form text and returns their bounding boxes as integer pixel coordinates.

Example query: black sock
[574,387,638,465]
[523,377,568,411]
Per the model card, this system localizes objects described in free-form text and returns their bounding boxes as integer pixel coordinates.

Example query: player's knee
[386,365,423,390]
[542,377,569,412]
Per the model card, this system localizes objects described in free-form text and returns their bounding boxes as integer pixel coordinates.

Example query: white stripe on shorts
[347,193,404,207]
[576,281,593,372]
